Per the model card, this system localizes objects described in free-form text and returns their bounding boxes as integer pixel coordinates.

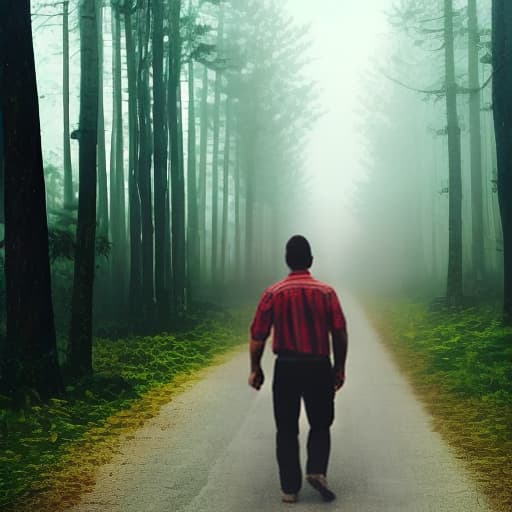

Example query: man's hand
[249,339,266,390]
[332,328,347,392]
[334,367,345,392]
[249,367,265,390]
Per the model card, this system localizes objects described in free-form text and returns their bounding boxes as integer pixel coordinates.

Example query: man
[249,235,348,504]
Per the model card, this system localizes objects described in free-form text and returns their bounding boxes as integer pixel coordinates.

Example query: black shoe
[306,474,336,502]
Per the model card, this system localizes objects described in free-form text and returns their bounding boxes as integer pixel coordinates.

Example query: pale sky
[34,0,394,281]
[283,0,392,278]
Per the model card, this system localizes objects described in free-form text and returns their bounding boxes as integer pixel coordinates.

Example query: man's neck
[289,269,311,276]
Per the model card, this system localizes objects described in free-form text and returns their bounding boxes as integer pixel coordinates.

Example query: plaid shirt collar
[288,269,311,277]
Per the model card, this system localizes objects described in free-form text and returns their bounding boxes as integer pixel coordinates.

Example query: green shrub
[0,308,249,509]
[372,301,512,510]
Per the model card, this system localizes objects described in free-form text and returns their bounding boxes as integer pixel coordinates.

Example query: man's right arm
[248,290,273,391]
[249,339,266,390]
[332,328,348,391]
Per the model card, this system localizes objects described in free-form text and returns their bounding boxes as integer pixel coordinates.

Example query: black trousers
[272,357,335,494]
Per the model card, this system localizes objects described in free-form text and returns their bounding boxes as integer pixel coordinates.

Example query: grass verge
[0,307,250,511]
[368,301,512,512]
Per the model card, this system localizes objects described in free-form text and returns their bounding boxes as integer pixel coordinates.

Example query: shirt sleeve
[250,290,273,341]
[328,290,346,332]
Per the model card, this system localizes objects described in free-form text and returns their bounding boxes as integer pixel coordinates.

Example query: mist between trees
[1,0,512,402]
[348,0,511,309]
[0,0,317,400]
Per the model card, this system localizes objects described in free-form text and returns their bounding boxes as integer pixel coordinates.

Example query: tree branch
[458,73,493,94]
[381,70,493,97]
[380,70,445,95]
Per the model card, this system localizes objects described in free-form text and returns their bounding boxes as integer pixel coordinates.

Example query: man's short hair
[286,235,313,270]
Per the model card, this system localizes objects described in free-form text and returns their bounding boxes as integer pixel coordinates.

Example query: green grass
[370,301,512,512]
[0,307,250,511]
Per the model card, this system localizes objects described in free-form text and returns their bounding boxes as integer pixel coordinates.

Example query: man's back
[251,270,346,356]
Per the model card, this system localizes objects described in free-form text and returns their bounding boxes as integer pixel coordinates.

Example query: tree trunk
[94,0,110,318]
[97,1,108,237]
[168,0,186,311]
[69,0,99,377]
[245,148,255,286]
[211,73,221,285]
[468,0,485,283]
[0,113,4,225]
[63,0,74,208]
[444,0,463,302]
[178,79,187,301]
[0,0,63,400]
[198,65,209,282]
[164,50,173,301]
[187,60,199,299]
[211,9,224,285]
[125,6,142,313]
[492,0,512,322]
[109,6,118,285]
[152,0,169,319]
[115,21,126,301]
[220,97,231,285]
[110,6,126,302]
[234,125,241,286]
[137,2,154,313]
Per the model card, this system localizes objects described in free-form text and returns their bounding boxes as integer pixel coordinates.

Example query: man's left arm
[332,329,348,391]
[329,290,348,392]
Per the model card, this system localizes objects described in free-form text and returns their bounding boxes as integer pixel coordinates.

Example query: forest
[0,0,511,511]
[1,0,315,397]
[354,0,502,300]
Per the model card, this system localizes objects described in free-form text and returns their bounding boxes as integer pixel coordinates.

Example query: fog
[26,0,501,318]
[289,0,499,300]
[285,0,392,282]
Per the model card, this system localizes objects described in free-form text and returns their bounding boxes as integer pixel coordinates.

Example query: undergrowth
[370,301,512,512]
[0,307,250,510]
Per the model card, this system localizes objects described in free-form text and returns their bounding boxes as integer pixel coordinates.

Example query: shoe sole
[306,476,336,502]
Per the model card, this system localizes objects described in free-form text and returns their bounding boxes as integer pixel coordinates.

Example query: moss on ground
[0,308,250,511]
[369,301,512,512]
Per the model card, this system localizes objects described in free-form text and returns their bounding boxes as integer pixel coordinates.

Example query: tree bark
[125,5,142,312]
[210,8,224,285]
[168,0,186,311]
[110,5,126,301]
[152,0,169,319]
[0,113,4,225]
[97,1,108,237]
[198,65,209,282]
[187,60,199,298]
[211,71,222,284]
[0,0,63,400]
[164,47,173,301]
[444,0,463,302]
[137,2,154,313]
[492,0,512,322]
[244,147,255,284]
[220,97,231,284]
[69,0,99,377]
[234,123,241,286]
[468,0,485,283]
[63,0,74,208]
[109,6,118,278]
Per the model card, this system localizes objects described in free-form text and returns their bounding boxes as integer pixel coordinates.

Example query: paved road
[72,296,491,512]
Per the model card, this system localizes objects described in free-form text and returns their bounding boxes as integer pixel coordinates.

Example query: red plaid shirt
[250,270,346,356]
